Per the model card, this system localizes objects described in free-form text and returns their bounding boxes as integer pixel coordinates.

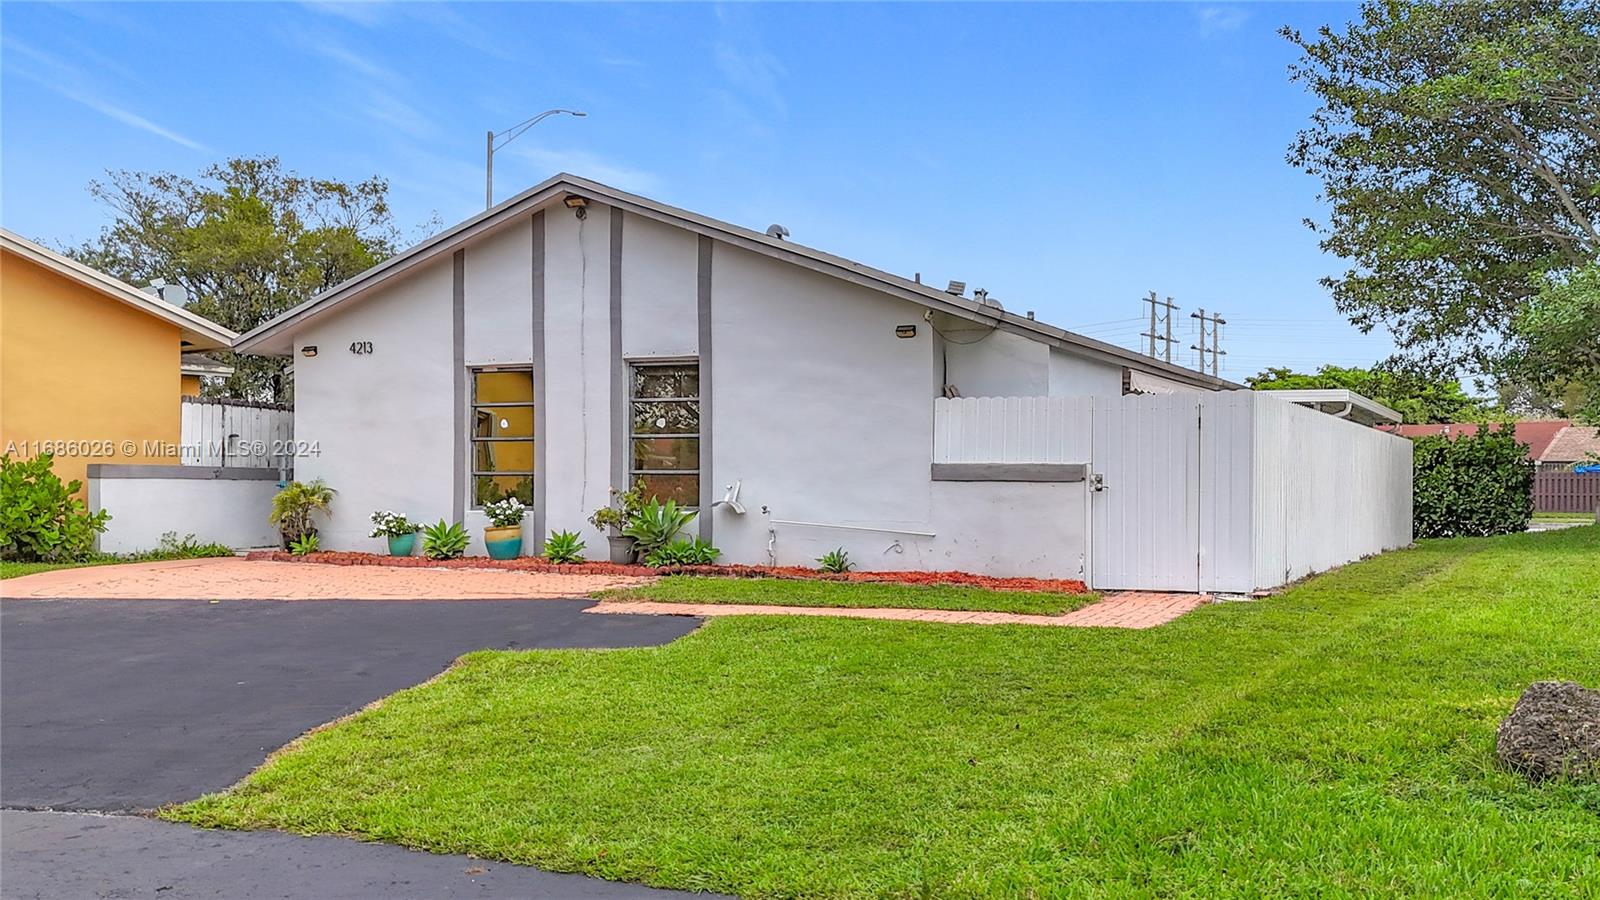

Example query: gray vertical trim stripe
[697,235,713,542]
[452,249,466,523]
[531,211,547,549]
[610,207,627,500]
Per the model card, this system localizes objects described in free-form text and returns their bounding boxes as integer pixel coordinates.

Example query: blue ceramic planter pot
[484,526,522,560]
[387,533,417,557]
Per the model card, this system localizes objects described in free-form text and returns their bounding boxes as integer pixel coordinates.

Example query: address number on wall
[349,341,374,355]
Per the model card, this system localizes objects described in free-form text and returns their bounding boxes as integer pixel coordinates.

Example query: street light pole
[485,108,587,209]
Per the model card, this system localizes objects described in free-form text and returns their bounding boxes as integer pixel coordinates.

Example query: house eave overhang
[231,175,1241,391]
[1261,388,1404,427]
[1,229,237,351]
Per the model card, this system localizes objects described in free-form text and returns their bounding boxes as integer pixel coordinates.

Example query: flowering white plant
[484,496,527,528]
[369,510,420,538]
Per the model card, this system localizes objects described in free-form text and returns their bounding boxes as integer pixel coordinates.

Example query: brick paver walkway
[590,590,1208,629]
[1,558,649,601]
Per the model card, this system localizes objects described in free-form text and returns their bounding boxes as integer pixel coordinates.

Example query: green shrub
[621,499,696,557]
[127,532,234,561]
[817,548,854,573]
[422,520,470,559]
[288,533,320,556]
[1413,427,1534,537]
[269,479,335,544]
[645,537,720,567]
[542,530,587,564]
[0,454,110,562]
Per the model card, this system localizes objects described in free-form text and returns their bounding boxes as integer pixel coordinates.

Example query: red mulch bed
[245,550,1088,595]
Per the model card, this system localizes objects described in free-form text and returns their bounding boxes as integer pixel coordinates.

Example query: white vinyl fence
[180,397,294,469]
[934,392,1412,593]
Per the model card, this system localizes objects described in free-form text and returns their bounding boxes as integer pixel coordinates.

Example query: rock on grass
[1496,681,1600,783]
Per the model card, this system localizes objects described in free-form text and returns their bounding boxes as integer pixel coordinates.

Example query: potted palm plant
[268,479,335,550]
[482,497,526,560]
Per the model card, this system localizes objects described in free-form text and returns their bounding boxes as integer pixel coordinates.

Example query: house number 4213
[349,341,374,355]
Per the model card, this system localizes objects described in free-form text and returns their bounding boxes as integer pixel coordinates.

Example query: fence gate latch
[1089,473,1107,492]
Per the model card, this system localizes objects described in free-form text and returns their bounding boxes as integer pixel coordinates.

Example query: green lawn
[1534,511,1597,522]
[170,526,1600,897]
[1,558,129,579]
[597,574,1095,615]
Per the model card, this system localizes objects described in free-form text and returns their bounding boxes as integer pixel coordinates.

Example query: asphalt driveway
[0,596,709,899]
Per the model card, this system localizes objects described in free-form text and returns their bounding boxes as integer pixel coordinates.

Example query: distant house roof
[1386,420,1572,461]
[232,173,1241,392]
[1541,424,1600,464]
[180,353,235,378]
[1,228,237,350]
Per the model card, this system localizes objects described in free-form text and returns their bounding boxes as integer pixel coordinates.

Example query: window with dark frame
[470,368,534,508]
[629,362,699,507]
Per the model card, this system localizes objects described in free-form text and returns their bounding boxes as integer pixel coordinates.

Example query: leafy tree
[1504,263,1600,422]
[1247,364,1487,424]
[1284,1,1600,375]
[70,157,414,402]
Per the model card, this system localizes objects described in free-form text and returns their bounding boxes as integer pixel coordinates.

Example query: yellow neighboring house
[0,228,237,490]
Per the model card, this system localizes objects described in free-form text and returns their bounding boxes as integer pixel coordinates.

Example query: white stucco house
[223,174,1412,592]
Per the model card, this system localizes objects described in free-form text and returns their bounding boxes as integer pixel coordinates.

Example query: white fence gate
[933,392,1412,593]
[179,397,294,470]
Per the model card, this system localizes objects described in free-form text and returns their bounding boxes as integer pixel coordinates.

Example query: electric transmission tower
[1141,291,1179,362]
[1190,308,1227,376]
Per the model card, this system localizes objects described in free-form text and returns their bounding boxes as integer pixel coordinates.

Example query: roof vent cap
[766,224,790,240]
[946,280,966,296]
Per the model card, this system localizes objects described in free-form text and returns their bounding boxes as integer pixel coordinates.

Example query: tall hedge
[1412,428,1534,538]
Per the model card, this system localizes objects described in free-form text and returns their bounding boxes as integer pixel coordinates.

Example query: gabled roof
[1387,420,1571,460]
[1541,424,1600,464]
[0,228,237,351]
[233,174,1239,391]
[180,353,236,378]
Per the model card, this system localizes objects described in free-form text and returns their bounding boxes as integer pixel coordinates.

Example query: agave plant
[542,529,587,564]
[421,519,470,560]
[620,499,696,557]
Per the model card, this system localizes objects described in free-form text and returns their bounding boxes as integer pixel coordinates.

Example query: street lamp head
[568,110,588,117]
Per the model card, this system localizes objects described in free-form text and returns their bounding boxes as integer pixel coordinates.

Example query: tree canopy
[70,157,410,402]
[1247,364,1487,424]
[1284,0,1600,384]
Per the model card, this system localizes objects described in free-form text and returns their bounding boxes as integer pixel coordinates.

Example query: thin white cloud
[711,6,786,116]
[299,1,390,28]
[2,37,209,152]
[1195,5,1249,38]
[298,35,399,83]
[504,146,662,194]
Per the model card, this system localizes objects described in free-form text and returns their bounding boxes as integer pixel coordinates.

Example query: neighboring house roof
[0,228,237,351]
[180,353,235,378]
[1387,420,1571,460]
[233,174,1240,391]
[1541,424,1600,464]
[1254,388,1402,427]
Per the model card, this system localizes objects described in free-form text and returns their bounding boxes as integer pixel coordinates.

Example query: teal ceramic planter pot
[484,526,522,560]
[386,533,417,557]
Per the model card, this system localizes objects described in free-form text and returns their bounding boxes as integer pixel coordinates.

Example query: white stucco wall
[292,255,456,551]
[620,213,698,358]
[91,467,281,553]
[1048,348,1124,397]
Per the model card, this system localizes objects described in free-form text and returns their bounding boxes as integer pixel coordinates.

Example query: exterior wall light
[301,345,318,358]
[563,194,590,219]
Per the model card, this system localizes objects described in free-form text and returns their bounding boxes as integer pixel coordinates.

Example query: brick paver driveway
[2,556,649,600]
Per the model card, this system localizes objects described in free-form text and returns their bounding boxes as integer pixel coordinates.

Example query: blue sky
[0,1,1390,379]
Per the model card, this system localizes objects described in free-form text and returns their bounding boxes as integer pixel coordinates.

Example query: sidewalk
[589,590,1209,629]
